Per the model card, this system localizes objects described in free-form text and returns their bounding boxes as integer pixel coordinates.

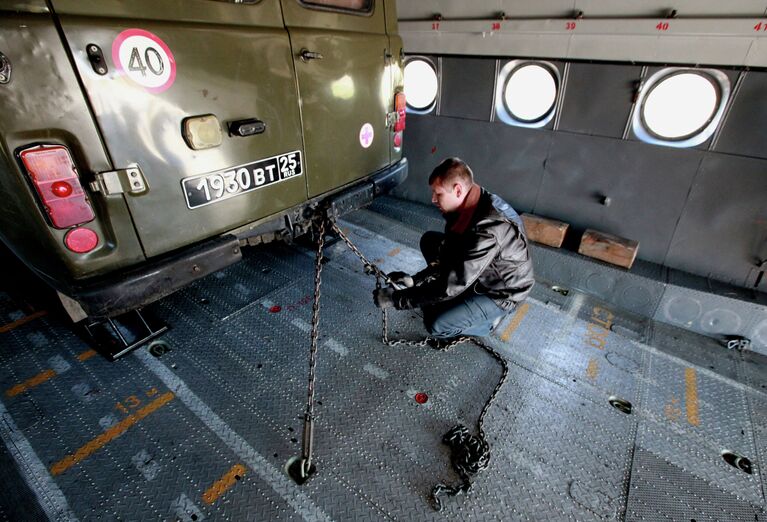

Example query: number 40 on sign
[112,28,177,93]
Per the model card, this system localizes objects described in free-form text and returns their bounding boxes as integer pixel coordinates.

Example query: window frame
[632,67,730,148]
[403,56,439,115]
[298,0,374,16]
[495,60,560,129]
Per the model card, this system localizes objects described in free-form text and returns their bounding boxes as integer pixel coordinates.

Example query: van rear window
[301,0,372,13]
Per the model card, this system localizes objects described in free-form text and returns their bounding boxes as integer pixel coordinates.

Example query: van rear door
[49,1,306,257]
[280,0,392,198]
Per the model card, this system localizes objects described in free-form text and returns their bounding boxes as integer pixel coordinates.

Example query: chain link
[300,215,509,510]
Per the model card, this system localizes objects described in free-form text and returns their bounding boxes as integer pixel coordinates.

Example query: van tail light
[19,145,95,229]
[394,92,406,132]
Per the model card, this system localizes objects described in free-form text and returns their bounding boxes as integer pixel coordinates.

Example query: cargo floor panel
[1,196,766,520]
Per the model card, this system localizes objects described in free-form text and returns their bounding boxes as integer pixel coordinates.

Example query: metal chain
[327,219,510,510]
[297,215,327,478]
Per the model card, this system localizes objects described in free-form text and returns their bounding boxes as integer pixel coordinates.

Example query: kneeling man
[373,157,534,338]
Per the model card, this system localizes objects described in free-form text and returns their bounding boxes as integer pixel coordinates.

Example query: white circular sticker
[359,123,374,148]
[112,29,176,93]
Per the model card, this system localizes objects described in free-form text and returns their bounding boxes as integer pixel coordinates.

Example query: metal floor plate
[1,197,766,521]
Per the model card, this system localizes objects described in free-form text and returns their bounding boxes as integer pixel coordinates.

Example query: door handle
[299,48,323,62]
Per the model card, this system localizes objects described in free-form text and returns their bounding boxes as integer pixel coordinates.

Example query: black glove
[373,287,396,308]
[387,271,414,289]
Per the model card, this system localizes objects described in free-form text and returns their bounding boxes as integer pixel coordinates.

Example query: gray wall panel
[440,57,496,121]
[397,115,550,214]
[558,63,640,138]
[713,71,767,159]
[665,153,767,286]
[396,116,441,204]
[534,133,703,262]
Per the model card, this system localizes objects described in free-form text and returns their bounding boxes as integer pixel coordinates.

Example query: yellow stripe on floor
[77,350,98,362]
[587,358,599,381]
[685,368,700,426]
[7,349,100,397]
[0,310,47,333]
[500,303,530,342]
[50,392,175,476]
[202,463,247,504]
[6,369,57,397]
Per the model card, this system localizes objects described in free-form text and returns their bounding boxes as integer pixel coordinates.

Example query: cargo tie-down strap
[292,212,509,512]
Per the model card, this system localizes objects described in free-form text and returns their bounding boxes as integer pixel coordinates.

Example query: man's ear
[453,183,463,198]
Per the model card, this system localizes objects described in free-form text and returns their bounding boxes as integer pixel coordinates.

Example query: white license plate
[182,150,302,209]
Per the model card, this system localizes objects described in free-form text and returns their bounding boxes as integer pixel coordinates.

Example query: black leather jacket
[392,189,534,311]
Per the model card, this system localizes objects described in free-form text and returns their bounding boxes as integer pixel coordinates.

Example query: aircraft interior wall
[397,57,767,292]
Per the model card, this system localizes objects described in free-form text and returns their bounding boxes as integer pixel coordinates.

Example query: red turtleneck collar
[449,184,481,234]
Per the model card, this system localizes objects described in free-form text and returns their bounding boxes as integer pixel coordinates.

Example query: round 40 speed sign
[112,29,176,93]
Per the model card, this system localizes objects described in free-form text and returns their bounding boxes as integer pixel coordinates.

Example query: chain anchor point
[286,455,317,485]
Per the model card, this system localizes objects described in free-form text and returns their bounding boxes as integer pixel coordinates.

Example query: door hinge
[90,166,148,195]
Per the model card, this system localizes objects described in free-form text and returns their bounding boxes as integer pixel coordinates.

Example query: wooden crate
[578,229,639,269]
[521,213,569,248]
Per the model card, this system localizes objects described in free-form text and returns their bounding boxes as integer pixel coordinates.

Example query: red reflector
[415,392,428,404]
[64,227,99,253]
[51,181,73,198]
[393,132,403,148]
[395,92,406,111]
[19,145,95,229]
[394,92,406,132]
[269,305,282,313]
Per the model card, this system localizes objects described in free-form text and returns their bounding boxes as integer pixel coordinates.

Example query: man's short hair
[428,157,474,187]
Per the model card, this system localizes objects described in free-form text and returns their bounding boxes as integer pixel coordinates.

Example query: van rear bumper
[67,158,408,318]
[68,235,242,319]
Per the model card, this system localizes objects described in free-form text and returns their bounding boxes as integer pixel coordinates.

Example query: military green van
[0,0,407,320]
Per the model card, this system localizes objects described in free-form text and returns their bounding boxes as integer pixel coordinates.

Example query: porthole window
[403,57,438,114]
[633,68,730,148]
[495,60,559,128]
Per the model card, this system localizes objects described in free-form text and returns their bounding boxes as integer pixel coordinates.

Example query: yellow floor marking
[500,303,530,342]
[50,392,175,476]
[685,368,700,426]
[6,369,57,397]
[202,463,247,504]
[77,350,97,362]
[0,310,47,333]
[586,358,599,381]
[7,349,101,397]
[387,247,401,257]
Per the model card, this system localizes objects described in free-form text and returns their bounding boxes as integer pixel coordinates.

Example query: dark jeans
[419,231,507,338]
